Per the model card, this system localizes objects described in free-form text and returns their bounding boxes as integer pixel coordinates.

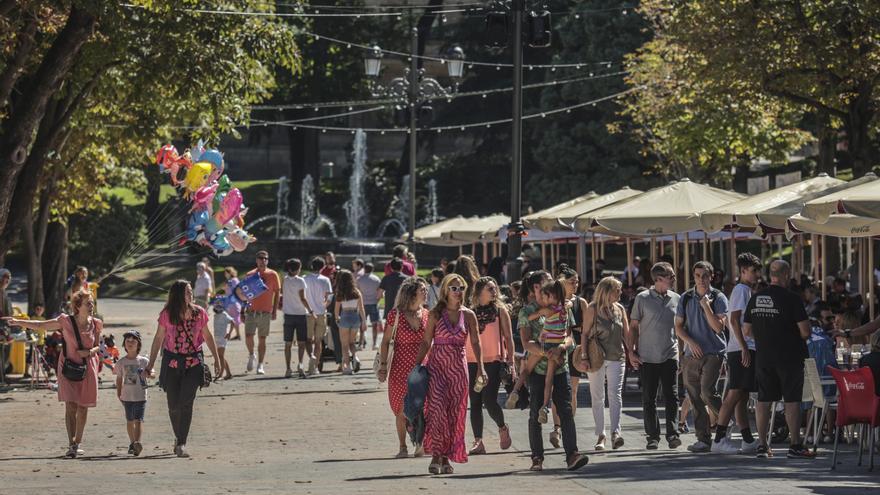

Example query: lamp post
[364,31,465,255]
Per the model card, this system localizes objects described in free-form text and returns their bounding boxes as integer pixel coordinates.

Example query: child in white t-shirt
[115,331,149,456]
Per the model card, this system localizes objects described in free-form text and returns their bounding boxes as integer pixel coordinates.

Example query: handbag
[182,314,211,389]
[61,316,89,382]
[585,307,605,373]
[375,308,402,381]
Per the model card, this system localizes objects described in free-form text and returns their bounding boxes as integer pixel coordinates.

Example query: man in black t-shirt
[743,260,813,460]
[378,258,407,318]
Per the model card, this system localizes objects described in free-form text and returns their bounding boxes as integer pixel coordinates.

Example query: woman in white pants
[581,277,631,451]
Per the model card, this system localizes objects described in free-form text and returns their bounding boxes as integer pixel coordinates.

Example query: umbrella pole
[810,234,818,283]
[860,238,867,306]
[821,235,828,301]
[684,232,691,290]
[673,235,680,292]
[591,233,597,285]
[626,237,634,287]
[870,238,875,320]
[550,240,557,273]
[577,235,587,281]
[600,236,606,259]
[703,232,709,261]
[729,230,736,284]
[540,241,547,271]
[458,245,463,257]
[650,237,657,265]
[482,241,488,266]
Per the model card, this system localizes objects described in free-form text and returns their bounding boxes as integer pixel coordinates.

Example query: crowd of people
[2,244,879,474]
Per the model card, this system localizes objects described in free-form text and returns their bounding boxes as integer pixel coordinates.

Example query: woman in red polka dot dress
[377,277,428,458]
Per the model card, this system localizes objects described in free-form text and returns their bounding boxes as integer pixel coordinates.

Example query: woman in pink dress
[414,273,487,474]
[146,280,221,458]
[4,290,101,458]
[377,277,428,458]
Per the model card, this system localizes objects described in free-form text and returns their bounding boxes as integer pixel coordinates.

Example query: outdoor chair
[827,366,880,471]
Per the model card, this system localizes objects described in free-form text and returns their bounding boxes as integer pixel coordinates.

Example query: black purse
[61,316,89,382]
[182,315,211,388]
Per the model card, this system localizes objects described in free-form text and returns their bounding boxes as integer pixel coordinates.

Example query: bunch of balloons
[154,140,256,257]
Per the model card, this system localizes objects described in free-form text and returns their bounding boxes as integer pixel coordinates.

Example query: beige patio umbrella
[787,213,880,238]
[575,178,745,235]
[441,213,511,243]
[700,174,843,233]
[525,187,643,232]
[400,216,470,246]
[522,191,598,231]
[800,172,879,223]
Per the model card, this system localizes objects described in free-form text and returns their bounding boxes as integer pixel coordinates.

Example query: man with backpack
[675,261,728,453]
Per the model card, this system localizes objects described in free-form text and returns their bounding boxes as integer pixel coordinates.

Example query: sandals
[428,457,441,474]
[441,458,454,474]
[429,457,453,474]
[395,447,409,459]
[595,434,607,451]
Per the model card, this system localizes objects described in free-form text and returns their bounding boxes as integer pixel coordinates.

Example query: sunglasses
[448,286,464,293]
[257,257,269,261]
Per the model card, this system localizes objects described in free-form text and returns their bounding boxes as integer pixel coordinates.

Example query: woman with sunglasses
[557,264,588,418]
[415,274,487,474]
[466,276,515,455]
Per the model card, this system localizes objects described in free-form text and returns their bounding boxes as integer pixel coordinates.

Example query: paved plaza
[1,299,877,494]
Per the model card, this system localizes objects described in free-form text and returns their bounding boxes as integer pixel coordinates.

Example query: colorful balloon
[226,226,256,252]
[190,139,205,162]
[182,161,213,197]
[234,272,268,303]
[214,188,242,225]
[186,210,209,241]
[192,182,219,212]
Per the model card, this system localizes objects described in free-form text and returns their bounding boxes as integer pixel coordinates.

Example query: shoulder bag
[182,313,212,388]
[62,316,89,382]
[375,309,402,381]
[585,306,605,373]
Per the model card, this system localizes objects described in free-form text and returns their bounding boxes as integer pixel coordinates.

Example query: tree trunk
[0,16,38,110]
[0,6,95,239]
[732,163,749,193]
[816,110,836,176]
[21,208,44,310]
[144,162,161,227]
[845,88,876,178]
[43,221,68,318]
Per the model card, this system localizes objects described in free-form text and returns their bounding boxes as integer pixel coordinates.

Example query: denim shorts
[363,304,380,323]
[338,310,361,329]
[123,400,146,422]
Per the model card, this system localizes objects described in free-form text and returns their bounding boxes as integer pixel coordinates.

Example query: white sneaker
[246,353,256,372]
[711,437,740,454]
[739,438,759,454]
[256,364,265,375]
[284,369,293,378]
[307,356,316,375]
[687,440,711,453]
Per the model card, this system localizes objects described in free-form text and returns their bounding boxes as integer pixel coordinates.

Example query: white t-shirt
[194,271,213,297]
[282,275,309,315]
[726,283,755,352]
[304,273,332,316]
[115,355,149,402]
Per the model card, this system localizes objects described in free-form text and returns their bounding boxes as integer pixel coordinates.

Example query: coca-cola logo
[646,227,663,234]
[850,225,871,234]
[846,381,865,391]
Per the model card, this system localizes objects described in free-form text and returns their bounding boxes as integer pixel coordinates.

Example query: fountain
[375,174,410,238]
[344,129,369,238]
[276,176,293,238]
[423,178,438,226]
[300,174,317,238]
[244,174,337,239]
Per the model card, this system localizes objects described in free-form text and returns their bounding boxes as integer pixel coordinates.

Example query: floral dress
[423,309,469,463]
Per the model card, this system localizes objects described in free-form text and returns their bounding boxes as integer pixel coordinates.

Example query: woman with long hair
[4,290,101,458]
[466,276,515,455]
[377,277,429,458]
[415,274,486,474]
[146,280,221,458]
[453,255,480,305]
[334,269,367,375]
[580,276,630,451]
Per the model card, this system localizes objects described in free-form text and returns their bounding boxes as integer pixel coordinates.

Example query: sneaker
[128,443,135,455]
[352,356,361,373]
[342,365,353,375]
[307,356,316,375]
[678,422,690,434]
[468,439,486,455]
[66,444,78,458]
[787,444,816,459]
[549,428,561,448]
[529,457,543,471]
[246,353,256,372]
[132,442,143,456]
[537,406,549,424]
[711,437,740,454]
[499,424,512,450]
[595,435,606,451]
[646,439,659,450]
[285,369,293,378]
[504,390,519,410]
[611,432,624,450]
[668,437,682,449]
[739,438,759,454]
[755,444,771,458]
[566,452,590,471]
[687,440,711,453]
[256,364,265,375]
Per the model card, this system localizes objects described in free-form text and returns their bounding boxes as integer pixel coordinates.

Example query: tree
[619,35,810,185]
[640,0,880,177]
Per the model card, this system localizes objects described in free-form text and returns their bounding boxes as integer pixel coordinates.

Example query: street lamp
[364,30,465,254]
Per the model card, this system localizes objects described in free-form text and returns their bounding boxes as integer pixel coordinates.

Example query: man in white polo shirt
[304,256,333,375]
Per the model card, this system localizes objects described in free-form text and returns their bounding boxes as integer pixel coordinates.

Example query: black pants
[528,371,578,460]
[163,364,201,445]
[641,359,679,442]
[468,362,505,438]
[327,295,342,364]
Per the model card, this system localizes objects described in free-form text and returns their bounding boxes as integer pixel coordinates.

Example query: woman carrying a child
[580,276,630,451]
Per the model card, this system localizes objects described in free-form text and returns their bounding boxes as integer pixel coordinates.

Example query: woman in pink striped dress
[415,273,487,474]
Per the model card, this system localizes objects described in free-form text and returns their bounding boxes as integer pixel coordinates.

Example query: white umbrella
[800,172,879,223]
[524,187,641,232]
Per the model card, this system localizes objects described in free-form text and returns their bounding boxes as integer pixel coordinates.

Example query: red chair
[828,367,880,470]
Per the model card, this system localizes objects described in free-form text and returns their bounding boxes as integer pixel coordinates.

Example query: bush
[68,196,147,277]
